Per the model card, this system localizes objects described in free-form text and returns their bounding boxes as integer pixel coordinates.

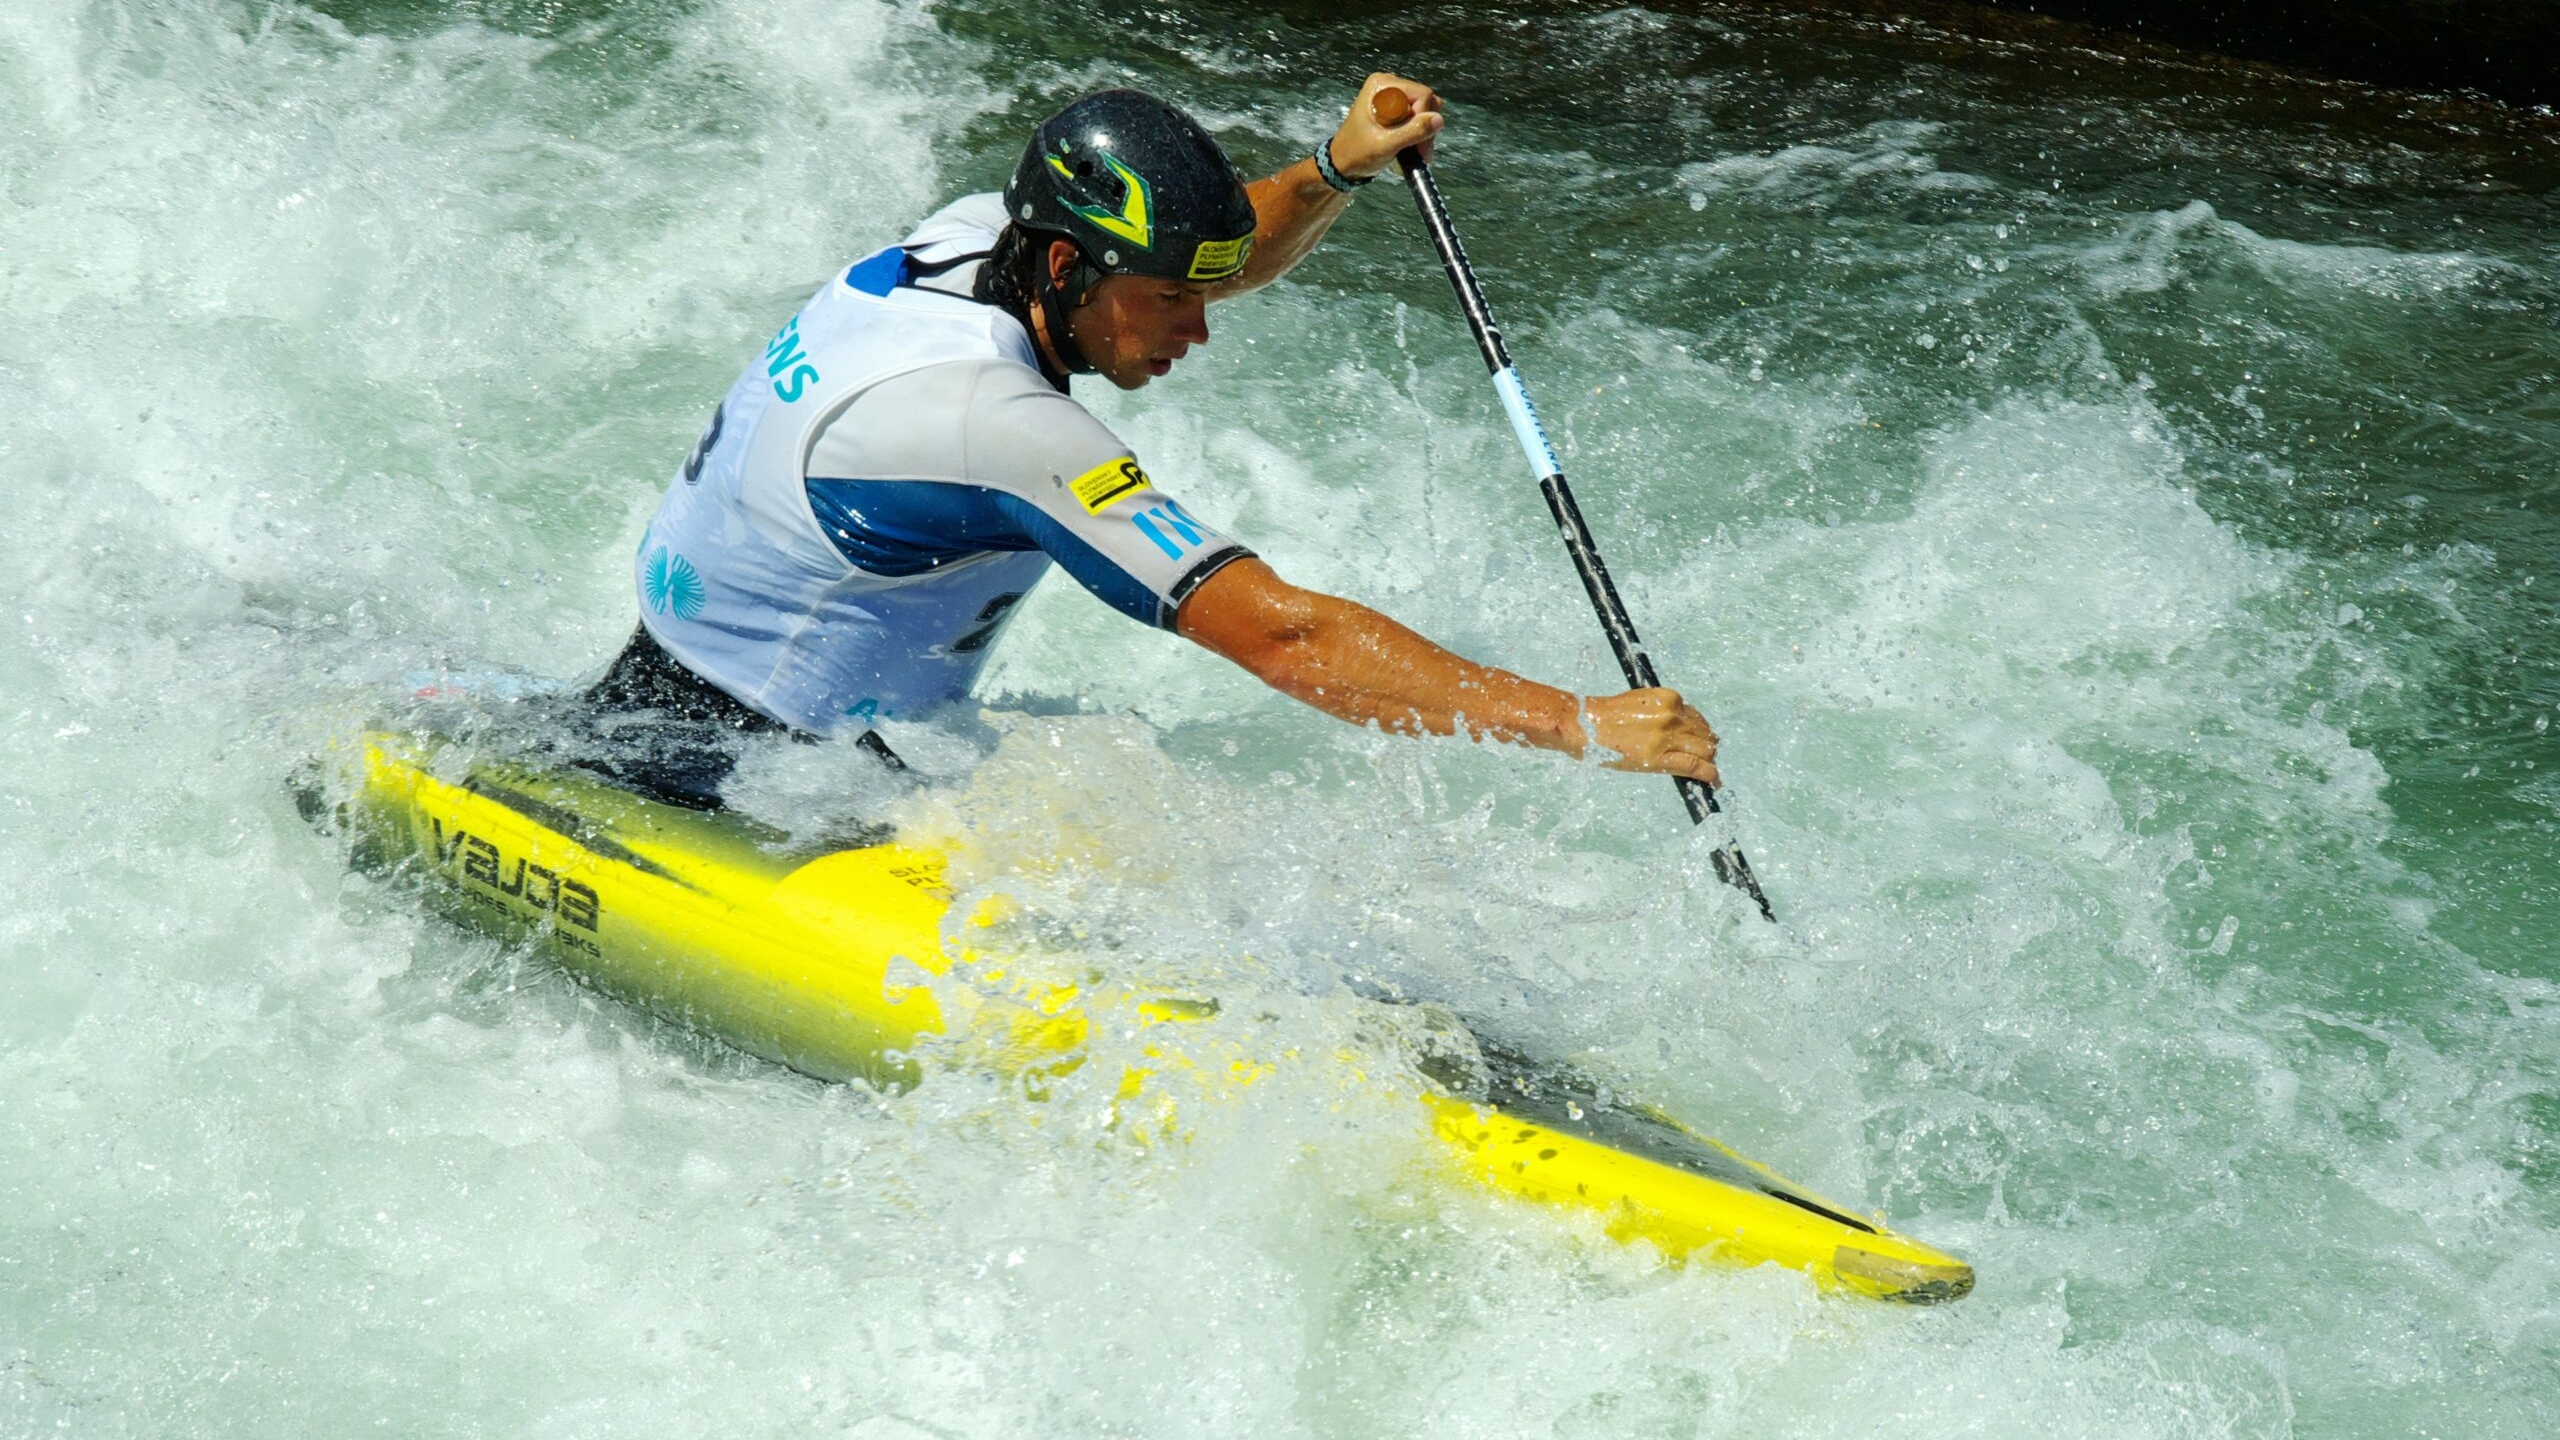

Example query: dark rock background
[1974,0,2556,107]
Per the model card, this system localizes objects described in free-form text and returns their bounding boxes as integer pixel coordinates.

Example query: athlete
[592,75,1720,800]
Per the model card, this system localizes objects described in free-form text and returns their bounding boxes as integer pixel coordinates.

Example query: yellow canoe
[322,727,1972,1304]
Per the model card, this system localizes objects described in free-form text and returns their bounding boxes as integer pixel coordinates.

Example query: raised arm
[1175,557,1721,784]
[1212,73,1446,300]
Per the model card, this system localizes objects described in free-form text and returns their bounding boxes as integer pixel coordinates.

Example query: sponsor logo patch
[1071,457,1153,514]
[1187,235,1252,281]
[644,546,706,621]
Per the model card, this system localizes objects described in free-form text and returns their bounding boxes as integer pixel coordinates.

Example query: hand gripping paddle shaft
[1372,88,1774,921]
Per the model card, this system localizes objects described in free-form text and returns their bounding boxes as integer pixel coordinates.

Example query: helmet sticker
[1186,234,1253,281]
[1048,148,1155,251]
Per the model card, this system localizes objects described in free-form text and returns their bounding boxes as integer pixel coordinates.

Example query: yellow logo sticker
[1187,235,1253,281]
[1050,149,1154,251]
[1071,457,1153,514]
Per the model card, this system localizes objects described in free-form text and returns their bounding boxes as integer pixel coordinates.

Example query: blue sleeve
[805,476,1249,628]
[804,357,1256,629]
[989,490,1248,627]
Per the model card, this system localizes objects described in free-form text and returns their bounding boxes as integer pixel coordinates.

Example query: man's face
[1052,243,1213,390]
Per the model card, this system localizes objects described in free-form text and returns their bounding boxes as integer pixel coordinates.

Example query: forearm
[1187,568,1586,753]
[1302,604,1587,751]
[1178,559,1721,782]
[1212,158,1351,299]
[1211,73,1443,301]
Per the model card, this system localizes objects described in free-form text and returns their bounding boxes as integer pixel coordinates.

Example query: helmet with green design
[1004,89,1259,292]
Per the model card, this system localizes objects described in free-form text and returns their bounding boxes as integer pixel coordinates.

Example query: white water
[7,2,2558,1435]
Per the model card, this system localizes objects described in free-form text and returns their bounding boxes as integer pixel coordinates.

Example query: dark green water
[5,2,2557,1435]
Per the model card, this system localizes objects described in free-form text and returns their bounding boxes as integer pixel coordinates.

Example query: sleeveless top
[634,195,1252,735]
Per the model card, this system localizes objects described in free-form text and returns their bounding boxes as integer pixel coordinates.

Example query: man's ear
[1046,239,1081,291]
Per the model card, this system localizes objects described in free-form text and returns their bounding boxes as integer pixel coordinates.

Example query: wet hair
[975,221,1099,379]
[973,220,1044,325]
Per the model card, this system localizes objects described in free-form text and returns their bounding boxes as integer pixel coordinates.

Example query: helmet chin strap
[1034,253,1101,377]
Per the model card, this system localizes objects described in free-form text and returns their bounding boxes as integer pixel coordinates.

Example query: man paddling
[595,76,1720,796]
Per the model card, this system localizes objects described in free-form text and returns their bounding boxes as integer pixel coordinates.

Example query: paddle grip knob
[1371,86,1413,127]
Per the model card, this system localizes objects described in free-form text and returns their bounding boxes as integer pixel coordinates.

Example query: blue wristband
[1314,137,1371,193]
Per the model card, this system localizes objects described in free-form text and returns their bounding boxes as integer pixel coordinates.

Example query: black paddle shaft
[1389,146,1774,921]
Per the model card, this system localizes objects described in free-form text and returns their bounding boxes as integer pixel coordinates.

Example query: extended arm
[1213,73,1446,300]
[1176,557,1720,783]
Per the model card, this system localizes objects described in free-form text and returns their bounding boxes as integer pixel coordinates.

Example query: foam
[2083,198,2525,302]
[1679,120,1996,210]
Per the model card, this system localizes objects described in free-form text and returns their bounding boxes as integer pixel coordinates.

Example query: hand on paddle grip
[1582,689,1721,786]
[1331,75,1440,177]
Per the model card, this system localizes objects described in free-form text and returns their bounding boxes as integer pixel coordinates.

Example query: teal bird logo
[644,546,705,621]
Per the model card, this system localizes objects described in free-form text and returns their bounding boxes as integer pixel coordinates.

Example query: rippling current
[5,2,2558,1435]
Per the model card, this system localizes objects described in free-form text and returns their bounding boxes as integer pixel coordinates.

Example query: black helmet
[1005,89,1258,288]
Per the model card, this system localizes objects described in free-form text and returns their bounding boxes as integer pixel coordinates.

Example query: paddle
[1371,86,1775,921]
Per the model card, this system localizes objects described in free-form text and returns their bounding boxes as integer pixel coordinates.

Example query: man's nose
[1180,297,1209,345]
